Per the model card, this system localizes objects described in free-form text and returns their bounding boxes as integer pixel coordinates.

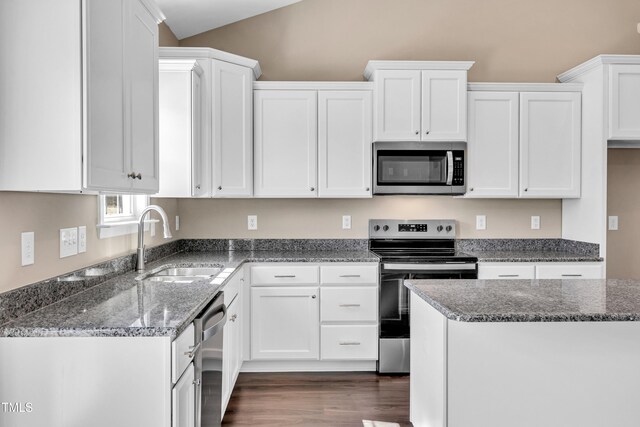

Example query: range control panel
[369,219,456,239]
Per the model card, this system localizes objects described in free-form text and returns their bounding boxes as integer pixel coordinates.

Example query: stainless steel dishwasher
[194,292,227,427]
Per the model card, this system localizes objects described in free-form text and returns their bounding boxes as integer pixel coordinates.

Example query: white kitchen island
[406,278,640,427]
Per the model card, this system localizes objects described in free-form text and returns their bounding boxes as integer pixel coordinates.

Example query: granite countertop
[0,249,378,339]
[468,250,603,263]
[405,278,640,322]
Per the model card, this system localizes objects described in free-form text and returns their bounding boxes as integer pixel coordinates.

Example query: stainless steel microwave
[373,141,466,195]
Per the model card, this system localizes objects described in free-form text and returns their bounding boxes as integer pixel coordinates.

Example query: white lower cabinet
[479,262,604,279]
[251,286,320,360]
[172,363,196,427]
[222,271,244,418]
[321,325,378,360]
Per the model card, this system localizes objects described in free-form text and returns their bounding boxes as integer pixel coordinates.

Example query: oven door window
[377,151,447,185]
[380,272,410,339]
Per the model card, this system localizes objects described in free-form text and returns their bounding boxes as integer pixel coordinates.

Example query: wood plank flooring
[222,372,411,426]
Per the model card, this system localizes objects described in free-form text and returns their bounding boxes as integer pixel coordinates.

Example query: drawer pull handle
[339,304,361,307]
[230,314,238,322]
[498,274,519,277]
[184,342,201,358]
[339,275,361,278]
[339,342,361,346]
[562,274,583,277]
[274,275,296,278]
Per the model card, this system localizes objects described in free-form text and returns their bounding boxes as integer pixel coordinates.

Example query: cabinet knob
[127,172,136,179]
[365,187,370,192]
[310,187,315,192]
[524,188,528,192]
[469,188,474,191]
[415,131,419,135]
[195,185,201,190]
[136,173,142,180]
[425,130,430,135]
[218,186,222,190]
[312,295,317,299]
[230,314,238,322]
[192,379,201,386]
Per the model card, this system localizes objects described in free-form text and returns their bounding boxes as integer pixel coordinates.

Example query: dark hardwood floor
[222,372,411,426]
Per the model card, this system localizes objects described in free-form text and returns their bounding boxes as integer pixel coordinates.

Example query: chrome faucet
[136,205,173,272]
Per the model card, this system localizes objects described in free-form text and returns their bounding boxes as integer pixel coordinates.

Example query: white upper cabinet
[467,91,520,197]
[373,70,422,141]
[421,70,467,141]
[520,92,581,198]
[212,61,254,197]
[254,90,318,197]
[318,91,373,197]
[157,60,207,197]
[0,0,163,193]
[609,64,640,141]
[365,61,473,142]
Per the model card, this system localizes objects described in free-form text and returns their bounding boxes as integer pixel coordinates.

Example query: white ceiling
[156,0,303,40]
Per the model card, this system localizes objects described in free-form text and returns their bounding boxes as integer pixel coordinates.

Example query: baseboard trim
[240,360,377,372]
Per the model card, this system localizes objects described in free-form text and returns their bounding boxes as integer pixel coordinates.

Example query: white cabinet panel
[318,91,373,197]
[222,275,243,418]
[478,264,535,280]
[320,325,378,360]
[212,61,253,197]
[251,287,319,360]
[609,65,640,141]
[535,264,604,279]
[520,92,581,198]
[254,90,318,197]
[172,363,195,427]
[467,92,519,197]
[421,70,467,141]
[373,70,422,141]
[172,323,195,384]
[320,287,378,322]
[250,265,319,285]
[320,265,378,284]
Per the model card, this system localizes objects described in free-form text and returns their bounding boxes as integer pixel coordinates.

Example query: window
[97,194,149,239]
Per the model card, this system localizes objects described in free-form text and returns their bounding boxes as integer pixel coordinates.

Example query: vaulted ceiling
[155,0,303,40]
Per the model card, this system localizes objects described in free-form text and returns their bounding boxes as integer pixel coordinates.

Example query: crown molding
[364,60,475,80]
[159,47,261,79]
[139,0,165,23]
[468,82,583,92]
[159,59,204,76]
[557,55,640,82]
[253,81,374,91]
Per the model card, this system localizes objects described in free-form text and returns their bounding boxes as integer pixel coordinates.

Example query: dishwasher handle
[201,304,227,342]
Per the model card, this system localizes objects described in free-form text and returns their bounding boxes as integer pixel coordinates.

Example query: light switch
[342,215,352,230]
[476,215,487,230]
[21,232,35,266]
[78,226,87,253]
[608,216,619,231]
[60,227,78,258]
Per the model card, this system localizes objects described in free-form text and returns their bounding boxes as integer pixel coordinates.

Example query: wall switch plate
[175,216,180,231]
[150,221,156,237]
[609,216,619,231]
[248,215,258,230]
[21,232,35,266]
[531,216,541,230]
[60,227,78,258]
[78,226,87,253]
[342,215,352,230]
[476,215,487,230]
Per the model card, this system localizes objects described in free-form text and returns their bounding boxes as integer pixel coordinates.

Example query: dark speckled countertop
[405,279,640,322]
[469,250,603,263]
[0,250,378,339]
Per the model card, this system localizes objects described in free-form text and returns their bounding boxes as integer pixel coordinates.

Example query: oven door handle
[382,263,476,271]
[446,151,454,186]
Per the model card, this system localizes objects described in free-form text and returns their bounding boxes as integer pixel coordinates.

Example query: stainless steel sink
[58,267,113,282]
[138,266,223,283]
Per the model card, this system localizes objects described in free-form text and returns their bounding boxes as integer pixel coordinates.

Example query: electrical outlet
[21,232,34,266]
[248,215,258,230]
[342,215,352,230]
[59,227,78,258]
[609,216,619,231]
[476,215,487,230]
[175,216,180,231]
[531,216,541,230]
[78,226,87,253]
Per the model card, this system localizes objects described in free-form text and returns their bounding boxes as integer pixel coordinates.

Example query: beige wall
[177,197,561,239]
[607,149,640,279]
[159,22,179,47]
[180,0,640,82]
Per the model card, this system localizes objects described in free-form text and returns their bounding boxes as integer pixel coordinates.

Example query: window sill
[97,220,157,239]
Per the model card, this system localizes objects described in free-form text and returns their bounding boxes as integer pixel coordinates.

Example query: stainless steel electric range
[369,219,478,373]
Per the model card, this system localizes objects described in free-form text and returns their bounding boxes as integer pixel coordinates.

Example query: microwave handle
[446,151,454,185]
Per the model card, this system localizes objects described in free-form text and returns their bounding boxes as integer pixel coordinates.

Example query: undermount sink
[138,266,223,283]
[58,267,113,282]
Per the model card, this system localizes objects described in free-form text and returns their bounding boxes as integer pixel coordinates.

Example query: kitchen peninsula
[406,278,640,427]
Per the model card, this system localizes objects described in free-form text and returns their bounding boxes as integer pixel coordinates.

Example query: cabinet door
[466,92,519,197]
[254,91,317,197]
[212,61,253,197]
[127,0,159,193]
[251,287,319,360]
[421,70,467,141]
[222,287,243,419]
[609,65,640,140]
[84,0,130,192]
[373,70,421,141]
[520,92,581,198]
[318,91,373,197]
[172,363,195,427]
[190,70,206,197]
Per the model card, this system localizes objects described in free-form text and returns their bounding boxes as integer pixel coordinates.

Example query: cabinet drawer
[478,265,535,280]
[172,323,195,384]
[321,325,378,360]
[251,266,319,285]
[320,265,378,284]
[321,287,377,322]
[535,264,604,279]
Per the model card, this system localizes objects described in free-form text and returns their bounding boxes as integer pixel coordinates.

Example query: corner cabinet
[365,61,474,142]
[466,85,582,199]
[253,83,373,198]
[0,0,163,193]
